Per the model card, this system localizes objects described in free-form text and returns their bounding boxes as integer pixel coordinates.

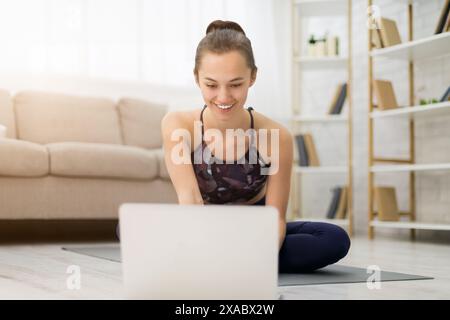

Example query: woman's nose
[216,87,232,103]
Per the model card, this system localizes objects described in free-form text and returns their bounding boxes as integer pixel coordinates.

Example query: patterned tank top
[191,105,271,204]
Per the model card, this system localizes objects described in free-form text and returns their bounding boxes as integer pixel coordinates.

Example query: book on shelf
[440,86,450,102]
[326,187,342,219]
[374,186,400,221]
[327,84,343,114]
[294,133,319,167]
[335,186,348,219]
[445,8,450,32]
[373,79,398,110]
[378,17,402,47]
[326,36,339,56]
[371,27,384,49]
[295,135,309,167]
[447,13,450,31]
[303,133,320,166]
[434,0,450,34]
[328,83,347,115]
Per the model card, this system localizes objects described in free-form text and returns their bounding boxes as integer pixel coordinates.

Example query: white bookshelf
[370,101,450,119]
[370,32,450,61]
[367,0,450,239]
[371,163,450,173]
[291,0,353,234]
[370,220,450,231]
[295,166,348,174]
[293,56,348,70]
[292,114,348,122]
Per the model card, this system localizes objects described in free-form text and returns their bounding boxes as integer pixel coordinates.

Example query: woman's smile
[213,102,236,113]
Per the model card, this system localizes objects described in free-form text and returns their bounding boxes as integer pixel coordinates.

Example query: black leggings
[254,197,351,273]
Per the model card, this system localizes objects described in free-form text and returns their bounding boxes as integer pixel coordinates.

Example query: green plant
[419,98,439,105]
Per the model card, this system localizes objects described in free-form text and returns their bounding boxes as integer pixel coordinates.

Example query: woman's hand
[279,218,286,250]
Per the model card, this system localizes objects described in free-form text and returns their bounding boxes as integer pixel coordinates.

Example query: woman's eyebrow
[204,77,244,82]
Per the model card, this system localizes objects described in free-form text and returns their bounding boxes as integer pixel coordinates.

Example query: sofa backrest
[118,98,167,149]
[0,89,17,139]
[14,91,123,145]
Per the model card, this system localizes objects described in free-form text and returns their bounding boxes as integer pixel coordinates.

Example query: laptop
[119,203,279,300]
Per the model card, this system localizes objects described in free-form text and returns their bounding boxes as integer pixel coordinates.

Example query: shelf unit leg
[369,226,374,240]
[347,0,353,238]
[408,3,416,242]
[367,0,374,240]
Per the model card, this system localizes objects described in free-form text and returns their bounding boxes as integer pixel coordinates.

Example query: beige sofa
[0,89,177,220]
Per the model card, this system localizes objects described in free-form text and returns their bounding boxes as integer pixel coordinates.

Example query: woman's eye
[205,84,242,88]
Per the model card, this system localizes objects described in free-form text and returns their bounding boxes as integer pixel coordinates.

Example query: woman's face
[196,50,256,121]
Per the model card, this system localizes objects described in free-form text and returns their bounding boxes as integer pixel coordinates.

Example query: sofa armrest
[0,139,49,177]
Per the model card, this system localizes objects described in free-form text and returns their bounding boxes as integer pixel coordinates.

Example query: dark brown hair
[194,20,257,79]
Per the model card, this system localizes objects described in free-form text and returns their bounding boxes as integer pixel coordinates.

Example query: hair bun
[206,20,246,36]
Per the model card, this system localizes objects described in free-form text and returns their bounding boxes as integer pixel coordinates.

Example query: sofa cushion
[0,89,17,139]
[47,142,158,180]
[14,91,123,145]
[0,139,49,176]
[118,98,167,149]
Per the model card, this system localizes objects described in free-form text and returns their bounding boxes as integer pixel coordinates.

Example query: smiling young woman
[161,20,350,273]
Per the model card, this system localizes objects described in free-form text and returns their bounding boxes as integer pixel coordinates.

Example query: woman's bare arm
[264,126,294,249]
[161,112,203,205]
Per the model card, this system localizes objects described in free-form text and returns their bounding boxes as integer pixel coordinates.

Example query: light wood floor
[0,235,449,299]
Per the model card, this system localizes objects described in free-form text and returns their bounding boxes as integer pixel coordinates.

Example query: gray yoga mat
[62,245,433,286]
[63,245,121,263]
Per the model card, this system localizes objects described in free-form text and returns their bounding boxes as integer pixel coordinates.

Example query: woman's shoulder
[250,110,293,164]
[251,109,291,138]
[161,109,202,132]
[251,110,293,167]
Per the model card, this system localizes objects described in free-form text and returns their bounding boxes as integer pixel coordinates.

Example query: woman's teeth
[216,104,233,110]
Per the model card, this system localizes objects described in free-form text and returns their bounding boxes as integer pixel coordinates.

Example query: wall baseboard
[0,219,118,243]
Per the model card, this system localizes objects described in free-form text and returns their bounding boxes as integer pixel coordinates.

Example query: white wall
[0,0,289,121]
